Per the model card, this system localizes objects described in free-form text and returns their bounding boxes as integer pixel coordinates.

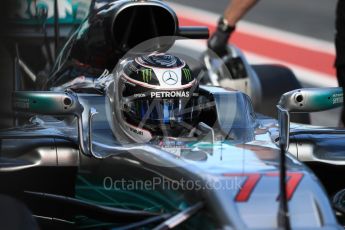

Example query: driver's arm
[208,0,259,56]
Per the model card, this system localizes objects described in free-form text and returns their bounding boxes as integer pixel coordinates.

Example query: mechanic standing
[209,0,345,126]
[336,0,345,126]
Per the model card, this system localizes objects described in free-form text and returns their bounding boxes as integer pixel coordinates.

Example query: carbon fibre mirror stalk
[277,105,290,152]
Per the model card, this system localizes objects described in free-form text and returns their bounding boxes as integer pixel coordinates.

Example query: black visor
[122,97,200,128]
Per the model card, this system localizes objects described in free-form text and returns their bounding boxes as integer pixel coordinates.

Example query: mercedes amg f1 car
[1,0,345,229]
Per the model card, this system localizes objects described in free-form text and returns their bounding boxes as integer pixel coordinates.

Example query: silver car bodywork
[0,86,341,229]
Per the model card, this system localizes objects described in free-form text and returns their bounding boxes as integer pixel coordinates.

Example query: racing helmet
[107,53,200,143]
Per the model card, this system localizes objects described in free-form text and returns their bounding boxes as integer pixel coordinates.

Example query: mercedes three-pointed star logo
[162,71,178,85]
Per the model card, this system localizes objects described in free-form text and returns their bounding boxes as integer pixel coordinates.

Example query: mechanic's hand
[208,17,236,57]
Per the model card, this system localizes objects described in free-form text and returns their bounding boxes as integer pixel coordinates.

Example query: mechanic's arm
[224,0,259,26]
[208,0,259,56]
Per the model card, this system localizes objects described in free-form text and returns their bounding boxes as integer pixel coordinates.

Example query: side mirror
[12,91,95,157]
[13,91,83,116]
[277,87,343,151]
[278,87,343,113]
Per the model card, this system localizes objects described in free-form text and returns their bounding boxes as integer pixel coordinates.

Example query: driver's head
[109,53,200,143]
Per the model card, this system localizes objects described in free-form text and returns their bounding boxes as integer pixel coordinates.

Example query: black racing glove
[208,17,236,57]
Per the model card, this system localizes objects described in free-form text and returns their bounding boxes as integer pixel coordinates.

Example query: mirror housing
[12,91,97,157]
[277,87,343,151]
[278,87,343,112]
[13,91,83,116]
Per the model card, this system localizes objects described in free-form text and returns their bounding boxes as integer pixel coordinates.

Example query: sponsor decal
[14,98,30,109]
[182,68,192,81]
[332,93,344,104]
[123,78,137,87]
[124,122,153,142]
[129,63,139,73]
[128,126,144,136]
[151,91,190,98]
[141,69,152,83]
[134,93,146,98]
[162,71,178,85]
